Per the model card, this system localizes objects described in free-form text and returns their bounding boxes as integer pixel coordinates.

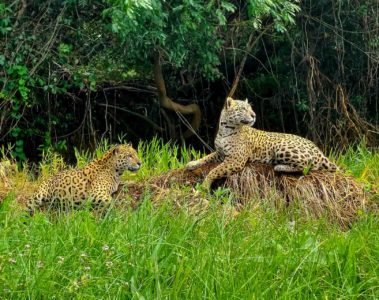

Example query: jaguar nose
[250,114,256,126]
[137,162,142,167]
[129,164,141,172]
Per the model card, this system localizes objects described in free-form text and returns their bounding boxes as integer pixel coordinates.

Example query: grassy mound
[0,140,377,228]
[123,162,374,227]
[1,141,379,298]
[0,161,375,228]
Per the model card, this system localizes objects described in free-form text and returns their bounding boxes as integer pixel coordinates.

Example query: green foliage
[0,2,36,161]
[0,1,109,160]
[104,0,236,79]
[105,0,300,79]
[337,143,379,191]
[1,0,376,162]
[247,0,301,31]
[0,3,12,34]
[0,0,303,161]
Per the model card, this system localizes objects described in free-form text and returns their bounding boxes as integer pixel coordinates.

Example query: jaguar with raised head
[27,144,142,215]
[186,97,338,190]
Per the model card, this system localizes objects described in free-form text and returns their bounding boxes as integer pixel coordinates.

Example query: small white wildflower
[37,261,44,269]
[24,244,31,249]
[84,266,91,271]
[57,256,65,264]
[80,253,87,258]
[288,220,296,232]
[102,244,110,252]
[72,280,80,289]
[105,261,113,268]
[8,258,16,264]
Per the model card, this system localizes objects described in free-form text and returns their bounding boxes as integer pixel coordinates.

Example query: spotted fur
[26,144,142,215]
[186,97,338,190]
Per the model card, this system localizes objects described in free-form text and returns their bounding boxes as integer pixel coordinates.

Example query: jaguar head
[221,97,256,127]
[112,144,142,173]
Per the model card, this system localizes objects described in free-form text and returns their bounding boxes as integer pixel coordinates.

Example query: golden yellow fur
[186,97,338,190]
[27,144,141,214]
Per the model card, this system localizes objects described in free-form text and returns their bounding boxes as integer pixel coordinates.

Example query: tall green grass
[338,144,379,190]
[1,196,378,299]
[0,140,378,299]
[135,137,201,179]
[32,137,201,181]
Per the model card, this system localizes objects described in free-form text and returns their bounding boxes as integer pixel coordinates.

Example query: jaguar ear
[112,146,120,155]
[225,97,234,109]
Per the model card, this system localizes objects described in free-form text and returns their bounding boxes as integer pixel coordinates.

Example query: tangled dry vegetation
[122,163,375,228]
[0,159,376,228]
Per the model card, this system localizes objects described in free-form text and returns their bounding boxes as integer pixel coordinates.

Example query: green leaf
[221,1,236,12]
[59,43,73,54]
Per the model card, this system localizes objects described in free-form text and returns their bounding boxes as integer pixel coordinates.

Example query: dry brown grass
[123,162,374,227]
[224,163,370,227]
[0,159,37,207]
[1,159,374,227]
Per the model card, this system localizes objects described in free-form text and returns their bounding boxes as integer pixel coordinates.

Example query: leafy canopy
[105,0,300,79]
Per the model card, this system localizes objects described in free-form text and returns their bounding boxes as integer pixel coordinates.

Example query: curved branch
[16,0,27,23]
[227,25,271,100]
[154,53,201,138]
[103,85,157,94]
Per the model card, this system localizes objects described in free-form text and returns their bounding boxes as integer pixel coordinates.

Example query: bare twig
[227,26,271,99]
[97,103,164,132]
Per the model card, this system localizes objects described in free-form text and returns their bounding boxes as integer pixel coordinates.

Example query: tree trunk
[154,53,201,138]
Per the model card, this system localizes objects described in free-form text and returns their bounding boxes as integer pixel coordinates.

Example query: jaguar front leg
[202,156,248,191]
[186,152,221,171]
[88,178,115,209]
[26,180,50,216]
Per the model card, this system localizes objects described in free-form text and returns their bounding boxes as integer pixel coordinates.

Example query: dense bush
[0,0,377,161]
